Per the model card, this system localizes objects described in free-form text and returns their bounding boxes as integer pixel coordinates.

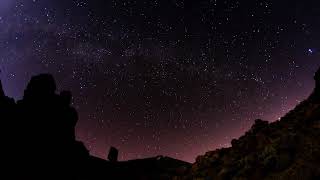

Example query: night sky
[0,0,320,163]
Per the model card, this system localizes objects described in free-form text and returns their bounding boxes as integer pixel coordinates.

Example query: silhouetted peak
[108,147,119,162]
[24,74,56,100]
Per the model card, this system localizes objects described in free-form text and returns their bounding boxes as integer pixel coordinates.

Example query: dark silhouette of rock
[0,78,17,178]
[108,146,119,162]
[177,67,320,180]
[0,73,190,180]
[8,67,320,179]
[0,79,4,97]
[23,73,56,101]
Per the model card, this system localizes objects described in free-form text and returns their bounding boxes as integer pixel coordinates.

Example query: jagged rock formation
[108,146,119,162]
[176,68,320,180]
[0,74,190,179]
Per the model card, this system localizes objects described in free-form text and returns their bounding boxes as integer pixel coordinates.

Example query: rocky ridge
[176,67,320,180]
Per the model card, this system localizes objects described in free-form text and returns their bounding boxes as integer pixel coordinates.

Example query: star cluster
[0,0,320,162]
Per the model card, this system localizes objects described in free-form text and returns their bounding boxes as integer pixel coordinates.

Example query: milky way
[0,0,320,162]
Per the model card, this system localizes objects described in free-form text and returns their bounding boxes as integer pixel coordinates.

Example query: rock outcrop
[108,146,119,162]
[0,74,190,179]
[176,67,320,180]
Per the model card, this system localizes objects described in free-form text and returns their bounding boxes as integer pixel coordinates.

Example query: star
[0,0,320,163]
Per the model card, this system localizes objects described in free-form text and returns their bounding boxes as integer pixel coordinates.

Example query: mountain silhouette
[3,67,320,179]
[176,67,320,179]
[0,74,190,180]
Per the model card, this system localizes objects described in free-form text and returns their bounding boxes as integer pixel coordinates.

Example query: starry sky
[0,0,320,163]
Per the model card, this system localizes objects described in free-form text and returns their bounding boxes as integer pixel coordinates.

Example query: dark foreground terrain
[2,67,320,180]
[174,68,320,180]
[0,74,190,179]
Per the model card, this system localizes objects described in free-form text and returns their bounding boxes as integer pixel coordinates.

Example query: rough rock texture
[175,68,320,180]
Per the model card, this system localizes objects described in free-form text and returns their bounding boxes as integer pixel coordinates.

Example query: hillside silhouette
[0,74,190,180]
[3,67,320,179]
[175,67,320,179]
